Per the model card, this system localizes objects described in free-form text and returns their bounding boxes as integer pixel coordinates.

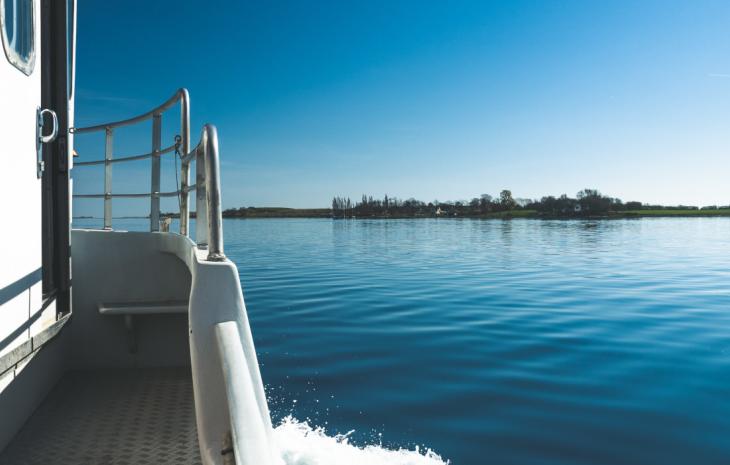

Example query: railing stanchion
[150,113,162,231]
[103,127,113,229]
[180,90,191,236]
[196,145,209,247]
[203,125,224,260]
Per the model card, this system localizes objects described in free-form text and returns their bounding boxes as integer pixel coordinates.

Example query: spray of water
[271,416,449,465]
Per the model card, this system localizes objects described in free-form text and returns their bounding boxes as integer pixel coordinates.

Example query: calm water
[75,217,730,464]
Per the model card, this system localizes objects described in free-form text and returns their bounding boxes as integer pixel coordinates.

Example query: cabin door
[39,0,73,315]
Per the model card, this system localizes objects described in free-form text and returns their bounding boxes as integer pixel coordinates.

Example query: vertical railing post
[150,113,162,231]
[103,127,113,229]
[179,89,191,236]
[203,125,224,261]
[196,141,209,247]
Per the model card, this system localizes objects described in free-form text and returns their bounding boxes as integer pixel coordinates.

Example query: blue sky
[72,0,730,215]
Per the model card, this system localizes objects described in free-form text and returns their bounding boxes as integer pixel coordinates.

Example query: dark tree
[479,194,493,213]
[500,190,516,210]
[576,189,611,214]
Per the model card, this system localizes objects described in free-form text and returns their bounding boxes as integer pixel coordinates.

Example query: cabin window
[1,0,35,75]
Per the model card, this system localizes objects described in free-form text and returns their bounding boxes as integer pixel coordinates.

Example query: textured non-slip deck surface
[0,368,201,465]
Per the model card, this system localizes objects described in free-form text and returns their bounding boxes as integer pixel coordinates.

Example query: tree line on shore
[331,189,729,218]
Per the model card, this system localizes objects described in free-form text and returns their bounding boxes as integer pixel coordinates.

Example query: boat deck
[0,368,201,465]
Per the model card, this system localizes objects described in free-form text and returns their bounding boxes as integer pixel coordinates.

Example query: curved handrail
[71,88,189,134]
[69,89,228,262]
[71,88,190,232]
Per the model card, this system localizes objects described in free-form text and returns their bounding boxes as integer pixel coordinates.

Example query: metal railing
[71,89,225,261]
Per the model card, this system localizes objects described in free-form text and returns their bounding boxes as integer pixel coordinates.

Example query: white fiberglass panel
[29,281,54,337]
[0,291,29,358]
[0,0,41,295]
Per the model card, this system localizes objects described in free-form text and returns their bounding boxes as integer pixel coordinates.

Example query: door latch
[36,107,59,178]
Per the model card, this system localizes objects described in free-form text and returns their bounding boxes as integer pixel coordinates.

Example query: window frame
[0,0,36,76]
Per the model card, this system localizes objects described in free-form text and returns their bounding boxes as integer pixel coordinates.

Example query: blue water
[74,217,730,464]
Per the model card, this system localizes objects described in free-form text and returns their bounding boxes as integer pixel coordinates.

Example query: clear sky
[72,0,730,215]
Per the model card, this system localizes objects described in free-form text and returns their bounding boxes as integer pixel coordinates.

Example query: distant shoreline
[72,208,730,221]
[220,208,730,219]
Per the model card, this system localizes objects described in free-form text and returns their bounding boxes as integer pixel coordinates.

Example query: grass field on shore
[618,209,730,217]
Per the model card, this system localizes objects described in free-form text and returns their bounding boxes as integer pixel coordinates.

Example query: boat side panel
[29,281,56,338]
[0,281,55,383]
[188,249,274,465]
[0,323,70,453]
[0,293,30,359]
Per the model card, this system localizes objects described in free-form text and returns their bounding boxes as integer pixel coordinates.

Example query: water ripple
[229,218,730,465]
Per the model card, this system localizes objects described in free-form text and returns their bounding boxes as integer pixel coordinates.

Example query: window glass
[1,0,35,75]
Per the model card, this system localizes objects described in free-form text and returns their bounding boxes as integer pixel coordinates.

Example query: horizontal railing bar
[158,190,184,198]
[75,144,176,166]
[74,193,146,199]
[73,186,195,199]
[71,88,187,134]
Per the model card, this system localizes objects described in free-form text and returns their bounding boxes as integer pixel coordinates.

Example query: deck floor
[0,368,201,465]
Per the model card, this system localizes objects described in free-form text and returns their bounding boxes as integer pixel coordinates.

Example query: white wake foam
[272,416,450,465]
